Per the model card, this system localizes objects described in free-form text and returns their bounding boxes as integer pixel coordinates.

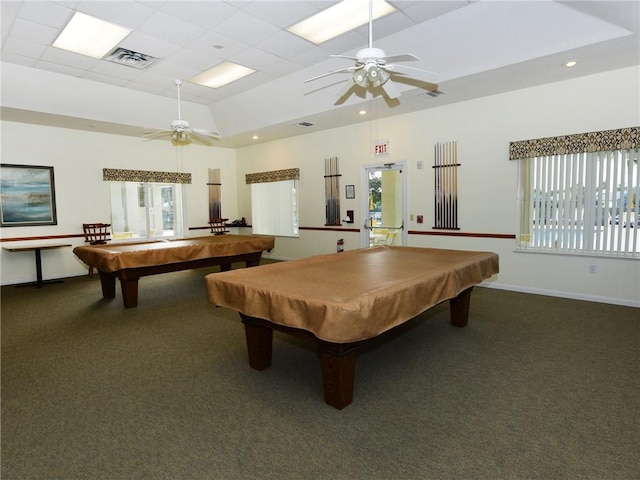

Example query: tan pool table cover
[206,246,499,343]
[73,235,275,272]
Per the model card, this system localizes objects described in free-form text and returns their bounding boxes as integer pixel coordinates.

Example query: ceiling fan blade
[193,128,220,140]
[382,53,419,63]
[381,79,401,99]
[329,54,359,61]
[384,63,439,81]
[305,66,358,83]
[334,79,356,103]
[143,130,172,141]
[188,131,214,146]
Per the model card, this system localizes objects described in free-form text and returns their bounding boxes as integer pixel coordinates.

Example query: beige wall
[235,66,640,306]
[1,66,638,306]
[0,125,237,282]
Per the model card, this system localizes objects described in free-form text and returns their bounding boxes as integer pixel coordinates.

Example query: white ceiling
[1,0,639,148]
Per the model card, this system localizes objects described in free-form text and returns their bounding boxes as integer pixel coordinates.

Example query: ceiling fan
[305,0,439,102]
[144,79,219,146]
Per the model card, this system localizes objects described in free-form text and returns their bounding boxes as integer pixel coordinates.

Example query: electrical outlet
[417,215,423,224]
[589,264,597,274]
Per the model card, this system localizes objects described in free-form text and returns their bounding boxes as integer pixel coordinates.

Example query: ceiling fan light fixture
[53,11,131,59]
[191,62,255,89]
[288,0,395,45]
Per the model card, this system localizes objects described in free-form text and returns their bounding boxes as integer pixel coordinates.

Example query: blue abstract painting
[0,164,57,226]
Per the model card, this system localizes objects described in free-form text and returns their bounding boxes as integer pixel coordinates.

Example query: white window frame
[108,181,185,239]
[250,179,299,237]
[516,148,639,258]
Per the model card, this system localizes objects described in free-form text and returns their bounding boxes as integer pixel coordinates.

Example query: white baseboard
[481,281,640,308]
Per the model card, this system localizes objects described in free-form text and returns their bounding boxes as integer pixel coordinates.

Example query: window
[102,168,191,240]
[246,168,300,238]
[516,148,639,257]
[108,181,184,239]
[250,180,298,237]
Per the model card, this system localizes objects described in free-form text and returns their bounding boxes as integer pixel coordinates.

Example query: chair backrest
[209,218,229,235]
[83,223,111,245]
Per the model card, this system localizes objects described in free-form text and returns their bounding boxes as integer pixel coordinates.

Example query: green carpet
[1,267,638,479]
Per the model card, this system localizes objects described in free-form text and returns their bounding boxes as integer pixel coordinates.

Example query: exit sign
[374,138,389,156]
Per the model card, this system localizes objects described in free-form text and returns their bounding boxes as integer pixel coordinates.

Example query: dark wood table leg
[98,272,116,299]
[318,342,358,410]
[450,287,473,327]
[240,314,274,370]
[120,277,140,308]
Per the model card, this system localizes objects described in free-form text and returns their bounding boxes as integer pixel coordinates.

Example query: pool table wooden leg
[98,272,116,300]
[241,315,273,370]
[119,277,140,308]
[318,342,357,410]
[450,287,472,327]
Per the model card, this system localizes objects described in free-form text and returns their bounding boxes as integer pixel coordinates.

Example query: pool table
[74,235,274,308]
[205,246,499,409]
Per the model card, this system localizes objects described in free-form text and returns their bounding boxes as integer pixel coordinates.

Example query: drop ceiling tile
[392,0,469,23]
[159,1,238,29]
[163,47,225,72]
[214,10,280,46]
[0,52,38,68]
[90,59,146,80]
[77,0,156,30]
[187,31,249,58]
[258,30,317,59]
[262,59,301,78]
[118,31,182,59]
[241,1,320,28]
[288,45,337,68]
[146,60,200,82]
[35,59,87,77]
[40,45,99,70]
[2,36,48,59]
[16,1,73,28]
[9,17,59,45]
[231,47,285,70]
[137,10,205,47]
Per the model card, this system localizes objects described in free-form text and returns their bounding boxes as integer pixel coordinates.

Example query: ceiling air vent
[105,48,158,69]
[296,121,314,128]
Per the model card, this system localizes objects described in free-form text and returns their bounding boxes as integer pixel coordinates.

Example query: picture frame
[345,184,355,199]
[0,164,58,227]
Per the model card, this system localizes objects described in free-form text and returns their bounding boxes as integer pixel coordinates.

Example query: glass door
[361,162,406,248]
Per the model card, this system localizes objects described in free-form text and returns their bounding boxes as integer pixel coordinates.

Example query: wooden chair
[209,218,229,235]
[82,223,111,275]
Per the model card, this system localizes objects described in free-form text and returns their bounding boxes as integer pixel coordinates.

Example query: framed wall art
[0,164,58,227]
[345,184,355,199]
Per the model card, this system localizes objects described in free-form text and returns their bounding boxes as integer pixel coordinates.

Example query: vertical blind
[246,168,299,237]
[517,148,639,257]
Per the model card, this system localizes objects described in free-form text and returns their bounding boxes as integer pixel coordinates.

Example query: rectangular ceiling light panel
[288,0,396,45]
[53,11,131,59]
[191,62,256,89]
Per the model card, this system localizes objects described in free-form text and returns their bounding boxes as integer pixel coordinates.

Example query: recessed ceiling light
[252,135,259,140]
[191,62,255,88]
[288,0,396,45]
[359,110,367,115]
[53,11,131,59]
[564,60,579,67]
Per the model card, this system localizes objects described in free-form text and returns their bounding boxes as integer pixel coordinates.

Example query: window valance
[103,168,192,184]
[245,168,299,184]
[509,126,639,160]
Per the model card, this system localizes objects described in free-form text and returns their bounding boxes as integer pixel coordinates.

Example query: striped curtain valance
[103,168,192,184]
[509,126,640,160]
[245,168,300,184]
